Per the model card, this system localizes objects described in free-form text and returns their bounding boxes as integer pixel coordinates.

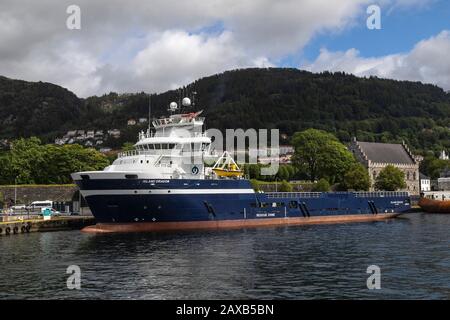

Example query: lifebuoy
[13,226,19,234]
[0,227,3,234]
[25,224,31,233]
[21,226,26,233]
[5,227,11,235]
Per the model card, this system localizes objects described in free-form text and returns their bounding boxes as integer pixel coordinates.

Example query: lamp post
[14,177,17,207]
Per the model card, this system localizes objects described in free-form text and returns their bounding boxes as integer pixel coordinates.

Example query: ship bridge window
[81,175,90,180]
[125,174,138,179]
[146,143,177,150]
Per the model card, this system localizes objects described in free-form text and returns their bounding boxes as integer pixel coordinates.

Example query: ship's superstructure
[109,109,211,180]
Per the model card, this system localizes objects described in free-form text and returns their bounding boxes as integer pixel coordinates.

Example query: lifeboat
[212,151,243,178]
[418,197,450,213]
[213,164,244,178]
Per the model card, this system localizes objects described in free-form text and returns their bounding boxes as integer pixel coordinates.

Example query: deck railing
[266,191,409,199]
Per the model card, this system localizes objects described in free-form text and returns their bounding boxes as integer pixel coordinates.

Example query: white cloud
[303,30,450,90]
[0,0,444,96]
[94,30,274,95]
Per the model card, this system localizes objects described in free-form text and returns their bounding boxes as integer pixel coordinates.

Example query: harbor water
[0,212,449,299]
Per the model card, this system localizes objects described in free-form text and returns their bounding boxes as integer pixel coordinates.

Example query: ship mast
[148,94,151,134]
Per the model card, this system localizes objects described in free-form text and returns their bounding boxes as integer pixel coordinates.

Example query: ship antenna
[148,94,152,133]
[192,91,197,107]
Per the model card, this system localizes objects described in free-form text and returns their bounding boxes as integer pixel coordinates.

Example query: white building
[108,129,121,138]
[439,150,449,160]
[420,173,431,192]
[86,130,95,139]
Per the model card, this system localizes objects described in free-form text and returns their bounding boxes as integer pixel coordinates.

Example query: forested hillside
[1,68,449,154]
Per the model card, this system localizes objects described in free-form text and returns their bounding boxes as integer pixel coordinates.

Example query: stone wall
[349,139,421,195]
[438,178,450,191]
[368,163,420,194]
[0,185,78,205]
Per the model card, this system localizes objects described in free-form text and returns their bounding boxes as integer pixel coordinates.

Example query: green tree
[8,137,46,184]
[39,144,110,184]
[250,179,260,191]
[342,163,371,191]
[247,164,261,180]
[312,178,331,192]
[374,165,406,191]
[420,156,450,179]
[277,165,289,181]
[1,137,109,185]
[291,129,356,183]
[279,180,293,192]
[121,142,135,152]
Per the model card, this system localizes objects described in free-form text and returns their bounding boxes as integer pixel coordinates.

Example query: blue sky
[281,0,450,66]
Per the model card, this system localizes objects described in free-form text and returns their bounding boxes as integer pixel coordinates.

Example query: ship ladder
[368,201,378,214]
[300,202,311,217]
[298,202,306,217]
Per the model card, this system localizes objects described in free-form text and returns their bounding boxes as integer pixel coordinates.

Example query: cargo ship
[71,97,411,233]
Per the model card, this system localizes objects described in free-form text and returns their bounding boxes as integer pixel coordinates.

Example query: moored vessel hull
[82,213,402,233]
[74,178,411,233]
[418,197,450,213]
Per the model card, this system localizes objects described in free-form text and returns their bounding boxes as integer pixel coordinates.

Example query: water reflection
[0,213,449,299]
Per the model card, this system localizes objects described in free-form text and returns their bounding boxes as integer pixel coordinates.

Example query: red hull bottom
[418,197,450,214]
[82,213,402,233]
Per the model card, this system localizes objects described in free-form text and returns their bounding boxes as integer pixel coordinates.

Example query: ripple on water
[0,212,449,299]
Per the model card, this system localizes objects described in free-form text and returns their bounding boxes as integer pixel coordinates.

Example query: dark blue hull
[75,178,411,224]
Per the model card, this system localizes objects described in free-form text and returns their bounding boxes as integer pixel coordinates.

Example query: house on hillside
[108,129,121,138]
[95,130,104,138]
[349,138,422,195]
[420,173,431,192]
[86,130,95,139]
[439,150,449,160]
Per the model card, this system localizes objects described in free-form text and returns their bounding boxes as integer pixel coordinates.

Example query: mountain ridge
[1,68,449,153]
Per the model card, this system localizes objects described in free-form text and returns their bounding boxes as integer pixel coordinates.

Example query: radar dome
[182,97,191,107]
[169,102,178,110]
